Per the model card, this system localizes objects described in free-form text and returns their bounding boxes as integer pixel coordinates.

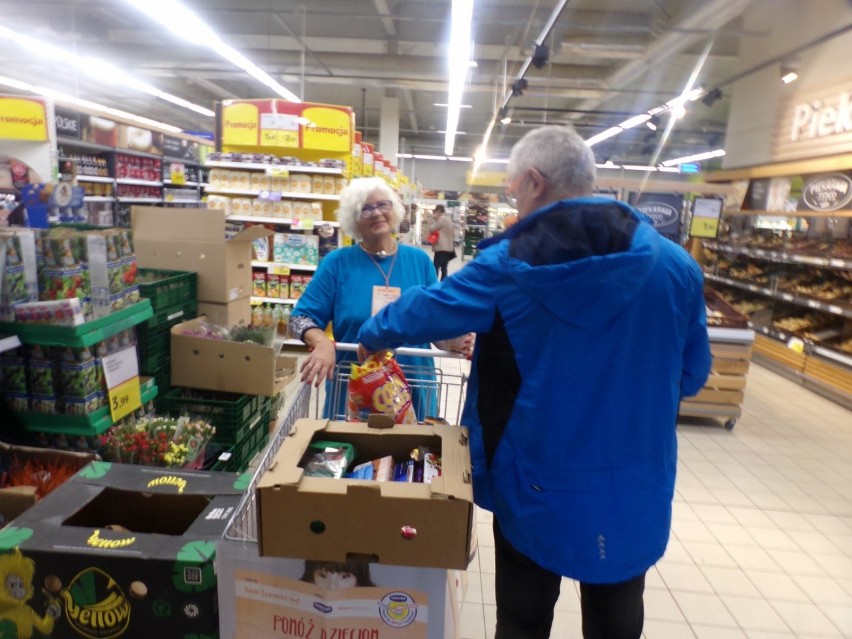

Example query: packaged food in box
[311,175,324,193]
[252,271,267,297]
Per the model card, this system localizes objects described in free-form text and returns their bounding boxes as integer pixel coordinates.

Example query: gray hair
[507,126,596,198]
[336,177,405,240]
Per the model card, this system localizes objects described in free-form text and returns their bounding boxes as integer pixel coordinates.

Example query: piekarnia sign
[790,90,852,142]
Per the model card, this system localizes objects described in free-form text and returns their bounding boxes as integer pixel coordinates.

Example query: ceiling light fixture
[661,149,726,167]
[0,75,183,133]
[701,87,723,106]
[433,103,473,108]
[0,25,213,117]
[413,154,448,161]
[622,165,658,171]
[645,116,660,131]
[444,0,473,156]
[586,127,624,147]
[124,0,300,102]
[780,59,800,84]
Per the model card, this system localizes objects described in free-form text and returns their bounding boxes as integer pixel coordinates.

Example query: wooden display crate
[803,356,852,395]
[753,334,806,373]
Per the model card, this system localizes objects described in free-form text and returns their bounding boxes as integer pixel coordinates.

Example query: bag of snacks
[347,351,417,424]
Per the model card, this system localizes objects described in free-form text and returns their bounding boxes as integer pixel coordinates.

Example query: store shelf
[704,241,852,270]
[207,188,339,201]
[115,148,162,160]
[251,296,299,305]
[75,175,115,184]
[163,180,199,187]
[0,334,21,354]
[117,197,164,204]
[205,160,344,175]
[163,156,200,166]
[813,346,852,368]
[0,300,153,348]
[19,381,159,437]
[724,208,852,218]
[116,178,164,187]
[251,260,317,272]
[704,273,852,319]
[707,326,755,343]
[228,215,339,227]
[57,137,113,153]
[83,196,115,203]
[165,198,201,204]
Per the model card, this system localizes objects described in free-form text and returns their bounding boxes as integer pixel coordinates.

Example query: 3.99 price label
[108,377,142,422]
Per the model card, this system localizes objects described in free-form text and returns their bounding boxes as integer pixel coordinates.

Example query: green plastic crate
[212,410,270,472]
[159,388,268,445]
[140,298,197,330]
[137,269,197,310]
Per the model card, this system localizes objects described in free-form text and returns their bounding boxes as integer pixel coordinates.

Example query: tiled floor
[442,358,852,639]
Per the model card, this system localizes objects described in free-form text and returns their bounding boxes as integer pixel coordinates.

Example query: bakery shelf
[205,160,344,175]
[0,299,153,348]
[18,381,158,437]
[227,215,339,227]
[704,241,852,270]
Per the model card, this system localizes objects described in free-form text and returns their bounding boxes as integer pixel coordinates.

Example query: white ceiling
[0,0,835,166]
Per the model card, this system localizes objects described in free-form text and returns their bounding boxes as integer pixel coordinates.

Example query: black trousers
[433,250,455,280]
[493,519,646,639]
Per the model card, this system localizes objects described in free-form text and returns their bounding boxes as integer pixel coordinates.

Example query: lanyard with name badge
[366,250,401,315]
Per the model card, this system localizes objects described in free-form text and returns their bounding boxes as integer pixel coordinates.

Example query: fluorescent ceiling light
[396,153,414,159]
[661,149,726,167]
[500,116,512,125]
[781,71,799,84]
[449,156,473,162]
[0,75,183,133]
[413,154,447,161]
[586,127,623,147]
[595,162,622,169]
[0,25,213,117]
[657,167,681,173]
[622,165,658,171]
[483,158,509,164]
[618,114,651,129]
[434,103,473,108]
[645,120,657,131]
[444,0,473,156]
[124,0,300,102]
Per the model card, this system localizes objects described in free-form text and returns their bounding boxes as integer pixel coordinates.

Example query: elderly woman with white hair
[289,177,470,418]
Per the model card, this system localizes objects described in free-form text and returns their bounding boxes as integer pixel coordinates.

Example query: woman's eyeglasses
[359,200,393,218]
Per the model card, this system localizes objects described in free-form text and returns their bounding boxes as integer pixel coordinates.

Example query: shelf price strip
[101,346,142,422]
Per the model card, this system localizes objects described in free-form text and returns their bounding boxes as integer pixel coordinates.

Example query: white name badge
[372,286,401,315]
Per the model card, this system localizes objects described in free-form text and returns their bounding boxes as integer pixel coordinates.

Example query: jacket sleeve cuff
[289,314,320,342]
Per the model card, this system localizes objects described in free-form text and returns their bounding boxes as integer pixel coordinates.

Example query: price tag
[265,167,291,178]
[291,217,315,231]
[688,217,720,238]
[261,129,298,148]
[108,376,142,422]
[786,337,805,353]
[269,265,291,276]
[102,346,142,422]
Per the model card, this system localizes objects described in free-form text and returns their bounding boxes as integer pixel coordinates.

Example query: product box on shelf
[216,540,461,639]
[132,206,271,303]
[0,441,98,525]
[0,462,244,639]
[170,317,297,396]
[256,418,476,570]
[272,232,319,265]
[0,229,38,321]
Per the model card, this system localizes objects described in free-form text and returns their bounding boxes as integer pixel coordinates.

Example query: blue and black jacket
[358,197,711,583]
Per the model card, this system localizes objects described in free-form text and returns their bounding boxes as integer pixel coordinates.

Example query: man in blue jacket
[358,125,712,639]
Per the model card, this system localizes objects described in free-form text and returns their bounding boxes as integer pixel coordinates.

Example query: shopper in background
[428,204,456,280]
[357,126,711,639]
[289,177,471,418]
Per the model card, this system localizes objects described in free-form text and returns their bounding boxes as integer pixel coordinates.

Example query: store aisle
[441,361,852,639]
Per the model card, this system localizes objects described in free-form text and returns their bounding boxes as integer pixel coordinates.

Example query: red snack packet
[347,351,417,424]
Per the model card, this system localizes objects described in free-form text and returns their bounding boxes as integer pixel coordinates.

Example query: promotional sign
[630,192,683,238]
[54,107,83,140]
[220,99,354,152]
[101,346,141,422]
[689,197,724,238]
[0,96,48,141]
[163,135,199,162]
[797,172,852,212]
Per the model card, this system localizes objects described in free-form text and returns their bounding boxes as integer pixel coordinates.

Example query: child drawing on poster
[300,559,376,590]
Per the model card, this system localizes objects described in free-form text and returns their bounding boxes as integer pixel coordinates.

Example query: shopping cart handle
[335,342,466,359]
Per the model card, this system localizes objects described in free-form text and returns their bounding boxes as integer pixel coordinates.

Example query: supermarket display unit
[703,160,852,409]
[55,105,213,227]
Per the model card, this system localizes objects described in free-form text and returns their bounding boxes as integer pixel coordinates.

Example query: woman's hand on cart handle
[435,333,476,359]
[300,330,337,387]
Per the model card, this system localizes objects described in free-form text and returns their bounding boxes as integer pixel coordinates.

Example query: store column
[379,94,399,166]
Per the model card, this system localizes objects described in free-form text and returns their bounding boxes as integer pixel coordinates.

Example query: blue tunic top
[292,244,438,419]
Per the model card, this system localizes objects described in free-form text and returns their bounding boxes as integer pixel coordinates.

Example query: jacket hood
[481,197,662,328]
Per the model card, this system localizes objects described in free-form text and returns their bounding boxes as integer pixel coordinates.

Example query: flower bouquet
[97,416,215,468]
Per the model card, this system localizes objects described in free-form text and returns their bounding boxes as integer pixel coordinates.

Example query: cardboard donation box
[216,541,461,639]
[170,317,297,396]
[0,461,244,639]
[132,206,271,303]
[197,300,251,327]
[256,419,476,570]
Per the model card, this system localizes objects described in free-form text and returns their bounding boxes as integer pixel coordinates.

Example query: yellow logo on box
[301,106,352,152]
[0,97,48,141]
[222,102,261,146]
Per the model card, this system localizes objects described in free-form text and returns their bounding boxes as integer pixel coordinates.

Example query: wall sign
[797,172,852,212]
[630,192,683,237]
[773,78,852,162]
[0,96,48,141]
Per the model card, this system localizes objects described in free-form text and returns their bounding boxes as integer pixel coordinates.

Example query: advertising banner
[797,171,852,212]
[220,99,354,152]
[630,192,683,238]
[0,96,48,141]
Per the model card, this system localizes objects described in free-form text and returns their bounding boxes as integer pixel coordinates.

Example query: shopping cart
[224,344,468,545]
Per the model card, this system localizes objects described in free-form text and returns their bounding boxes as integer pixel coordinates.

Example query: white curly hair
[336,177,404,240]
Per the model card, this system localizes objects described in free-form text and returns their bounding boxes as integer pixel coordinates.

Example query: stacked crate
[159,388,269,472]
[136,269,198,400]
